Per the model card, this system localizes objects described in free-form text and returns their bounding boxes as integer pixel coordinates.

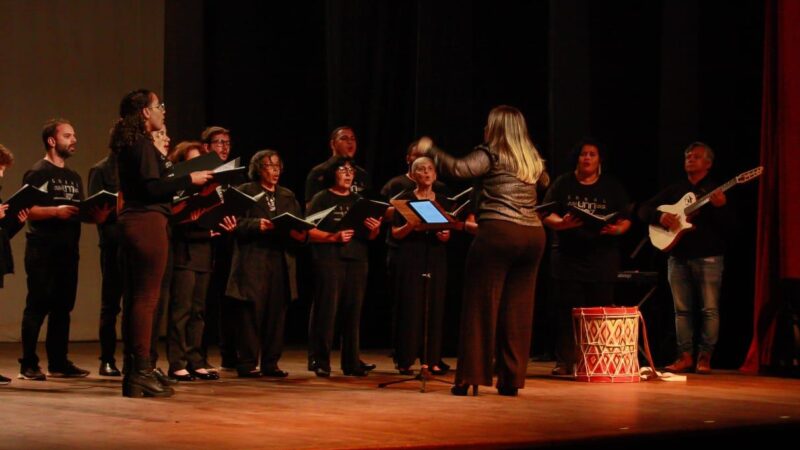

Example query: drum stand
[379,234,452,392]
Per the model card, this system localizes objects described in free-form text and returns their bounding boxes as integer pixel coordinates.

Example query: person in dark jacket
[88,151,123,376]
[224,150,306,378]
[166,141,221,381]
[418,105,549,397]
[0,144,29,385]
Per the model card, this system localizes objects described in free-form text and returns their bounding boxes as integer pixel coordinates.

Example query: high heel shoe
[497,385,518,396]
[450,384,478,396]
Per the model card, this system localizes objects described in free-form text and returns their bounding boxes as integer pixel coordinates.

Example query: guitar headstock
[736,166,764,184]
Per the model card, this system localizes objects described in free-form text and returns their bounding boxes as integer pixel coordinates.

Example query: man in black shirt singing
[18,119,110,381]
[304,126,371,209]
[639,142,731,375]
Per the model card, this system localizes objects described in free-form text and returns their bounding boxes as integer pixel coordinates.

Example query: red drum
[572,306,640,383]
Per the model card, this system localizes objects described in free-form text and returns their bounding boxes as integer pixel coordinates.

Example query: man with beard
[18,119,110,381]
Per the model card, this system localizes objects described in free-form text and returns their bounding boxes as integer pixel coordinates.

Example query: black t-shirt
[23,159,83,245]
[304,156,371,205]
[117,137,192,216]
[307,189,368,261]
[543,172,630,281]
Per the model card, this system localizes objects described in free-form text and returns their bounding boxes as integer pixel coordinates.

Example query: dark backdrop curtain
[742,0,800,374]
[166,1,766,358]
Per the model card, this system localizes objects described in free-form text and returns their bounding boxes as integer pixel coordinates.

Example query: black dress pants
[98,242,124,363]
[308,258,368,372]
[20,241,79,369]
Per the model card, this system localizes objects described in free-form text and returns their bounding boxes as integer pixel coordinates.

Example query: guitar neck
[684,177,736,215]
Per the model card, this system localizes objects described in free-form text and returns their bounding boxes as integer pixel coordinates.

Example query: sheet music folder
[78,190,118,222]
[317,198,389,239]
[0,183,50,238]
[567,204,618,229]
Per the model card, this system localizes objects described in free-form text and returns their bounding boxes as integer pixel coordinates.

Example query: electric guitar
[648,166,763,251]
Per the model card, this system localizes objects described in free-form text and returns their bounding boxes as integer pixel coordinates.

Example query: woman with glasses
[418,105,549,396]
[306,158,382,377]
[112,90,213,398]
[223,150,306,378]
[390,156,452,376]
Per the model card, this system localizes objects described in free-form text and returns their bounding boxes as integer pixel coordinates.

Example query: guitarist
[638,142,732,374]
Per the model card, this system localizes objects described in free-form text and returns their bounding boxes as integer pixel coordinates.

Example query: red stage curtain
[742,0,800,373]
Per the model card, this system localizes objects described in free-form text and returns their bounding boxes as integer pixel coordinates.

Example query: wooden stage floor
[0,342,798,449]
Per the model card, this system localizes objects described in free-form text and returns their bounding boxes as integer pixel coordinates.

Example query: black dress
[392,191,452,369]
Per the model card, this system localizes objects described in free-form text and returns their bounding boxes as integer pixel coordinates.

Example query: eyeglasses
[336,166,355,174]
[149,103,166,112]
[211,139,231,147]
[262,163,282,171]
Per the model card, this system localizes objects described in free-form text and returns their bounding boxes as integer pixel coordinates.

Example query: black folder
[210,157,247,186]
[79,190,118,222]
[0,182,50,238]
[318,198,389,239]
[170,151,224,178]
[171,187,224,223]
[271,212,317,233]
[567,204,618,229]
[196,187,265,230]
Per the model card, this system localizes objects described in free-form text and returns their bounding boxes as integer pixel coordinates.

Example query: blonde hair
[484,105,546,184]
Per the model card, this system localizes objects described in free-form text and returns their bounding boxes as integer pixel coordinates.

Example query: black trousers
[455,220,546,388]
[98,242,124,363]
[235,255,288,372]
[20,241,79,369]
[167,268,210,371]
[308,258,368,372]
[205,238,237,366]
[554,279,615,369]
[393,245,447,368]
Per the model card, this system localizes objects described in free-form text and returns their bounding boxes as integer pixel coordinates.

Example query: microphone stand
[379,229,451,392]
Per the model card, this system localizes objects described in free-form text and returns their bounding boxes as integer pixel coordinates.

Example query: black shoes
[189,368,220,381]
[497,385,519,396]
[99,361,121,377]
[262,368,289,378]
[343,368,368,377]
[309,362,331,378]
[0,374,11,385]
[48,361,89,378]
[168,370,195,382]
[451,384,479,396]
[397,367,414,376]
[153,367,179,386]
[18,366,47,381]
[359,360,377,372]
[123,370,175,398]
[237,368,262,378]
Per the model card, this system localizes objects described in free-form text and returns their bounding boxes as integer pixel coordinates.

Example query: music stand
[378,199,460,392]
